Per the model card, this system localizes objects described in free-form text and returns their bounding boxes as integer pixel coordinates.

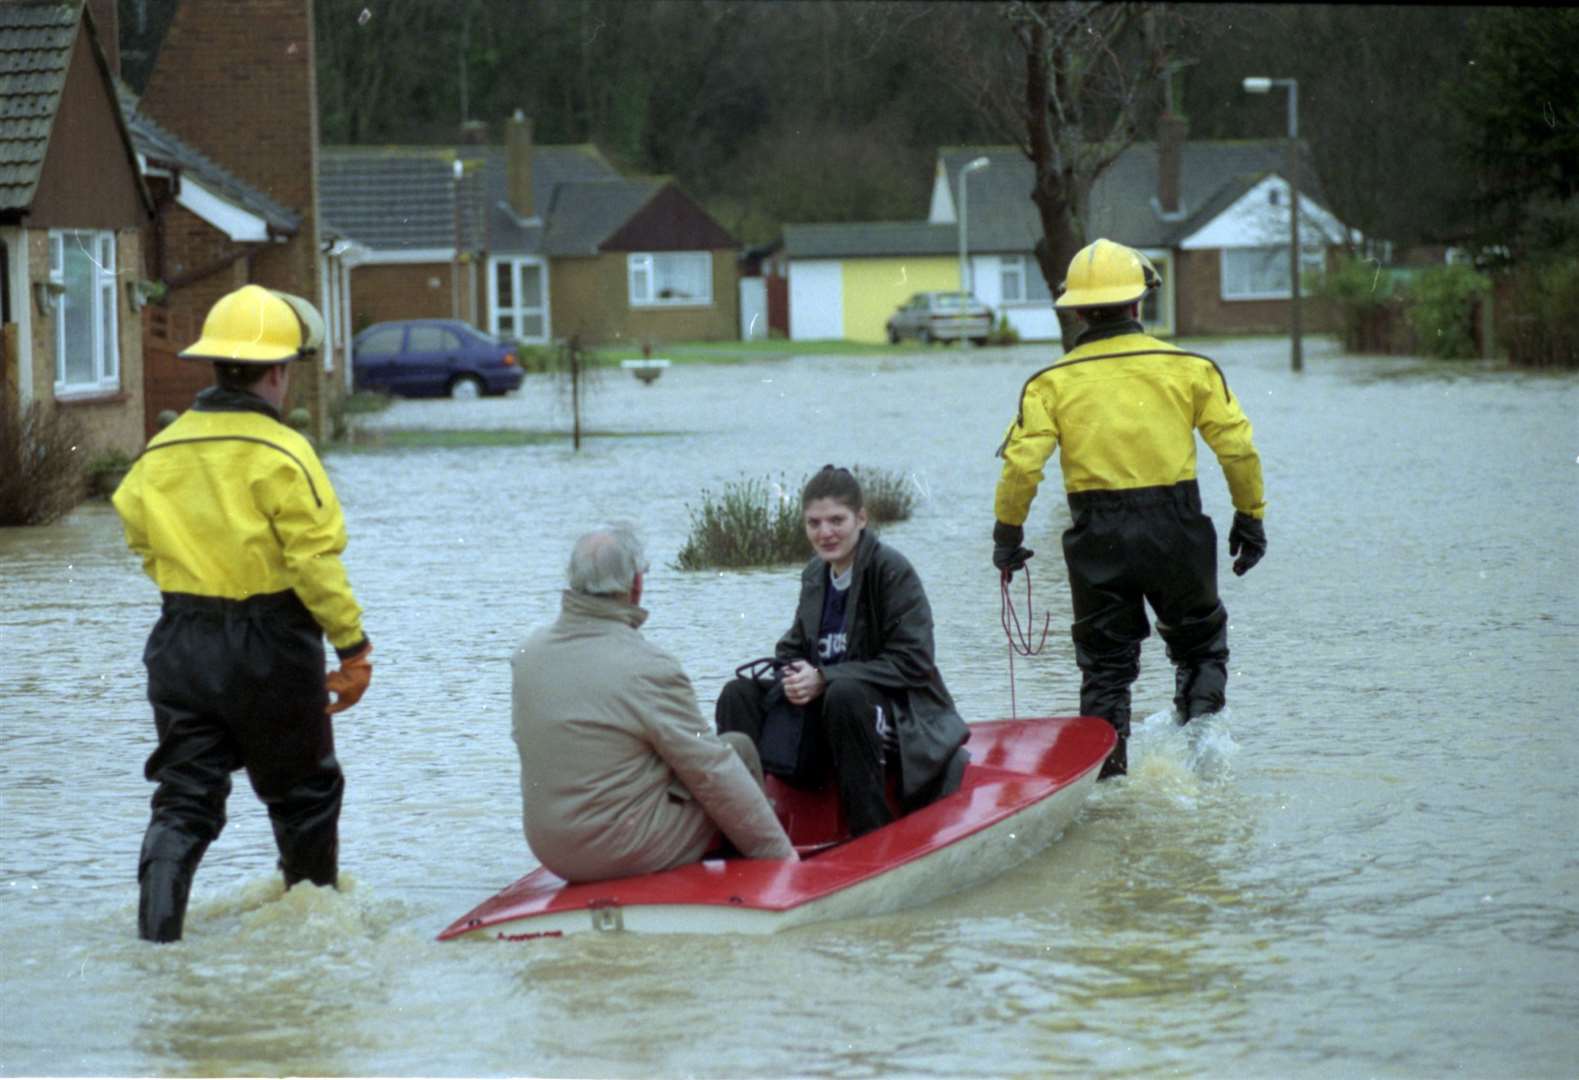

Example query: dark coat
[775,529,969,804]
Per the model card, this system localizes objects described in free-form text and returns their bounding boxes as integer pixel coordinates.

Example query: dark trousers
[716,675,896,837]
[139,591,343,940]
[1062,482,1230,753]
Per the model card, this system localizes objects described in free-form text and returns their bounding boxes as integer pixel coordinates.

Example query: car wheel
[887,326,900,345]
[449,374,483,400]
[918,326,932,345]
[971,336,989,347]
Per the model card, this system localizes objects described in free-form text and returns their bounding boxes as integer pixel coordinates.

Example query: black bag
[734,657,824,786]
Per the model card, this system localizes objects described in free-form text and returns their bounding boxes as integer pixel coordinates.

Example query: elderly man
[512,525,795,881]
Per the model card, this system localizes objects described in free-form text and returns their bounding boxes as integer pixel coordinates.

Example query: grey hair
[567,523,649,596]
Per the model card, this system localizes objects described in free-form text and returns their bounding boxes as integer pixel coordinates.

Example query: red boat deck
[438,716,1113,940]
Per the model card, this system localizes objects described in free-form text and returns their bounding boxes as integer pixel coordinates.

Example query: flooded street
[3,337,1576,1077]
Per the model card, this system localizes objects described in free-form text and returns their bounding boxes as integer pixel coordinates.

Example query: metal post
[1287,79,1303,372]
[1244,77,1303,372]
[452,159,463,321]
[957,156,989,342]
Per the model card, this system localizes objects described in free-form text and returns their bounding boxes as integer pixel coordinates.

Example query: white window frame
[999,254,1054,306]
[487,255,550,343]
[51,229,120,396]
[1220,245,1325,302]
[628,251,712,307]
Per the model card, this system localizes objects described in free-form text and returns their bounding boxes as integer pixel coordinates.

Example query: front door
[490,258,548,344]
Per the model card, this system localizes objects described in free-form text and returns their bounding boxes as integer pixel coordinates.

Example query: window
[51,230,119,395]
[999,255,1053,305]
[1221,245,1325,301]
[490,258,547,341]
[1141,259,1168,324]
[628,252,712,306]
[357,326,405,356]
[407,325,461,352]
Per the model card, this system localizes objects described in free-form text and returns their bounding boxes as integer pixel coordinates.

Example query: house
[0,0,153,462]
[319,113,742,349]
[785,120,1354,344]
[127,0,335,441]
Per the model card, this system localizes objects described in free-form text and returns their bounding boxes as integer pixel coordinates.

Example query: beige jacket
[512,590,794,882]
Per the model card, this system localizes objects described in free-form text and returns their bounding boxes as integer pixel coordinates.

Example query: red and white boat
[437,715,1114,941]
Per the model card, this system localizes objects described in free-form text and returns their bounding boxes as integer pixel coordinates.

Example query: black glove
[1227,512,1266,576]
[992,521,1034,579]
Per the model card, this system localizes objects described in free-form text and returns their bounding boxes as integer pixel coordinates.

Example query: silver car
[885,291,994,345]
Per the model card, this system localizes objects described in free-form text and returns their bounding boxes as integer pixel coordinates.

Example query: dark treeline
[118,2,1570,261]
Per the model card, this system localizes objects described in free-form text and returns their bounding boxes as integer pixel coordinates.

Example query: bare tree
[939,2,1181,345]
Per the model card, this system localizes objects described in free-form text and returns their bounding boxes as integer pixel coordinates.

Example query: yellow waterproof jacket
[113,389,365,652]
[995,326,1265,526]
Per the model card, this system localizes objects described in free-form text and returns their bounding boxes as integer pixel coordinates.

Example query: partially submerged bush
[1314,255,1406,353]
[1405,263,1490,359]
[677,465,919,570]
[1501,260,1579,368]
[0,402,88,526]
[676,476,808,569]
[850,464,916,524]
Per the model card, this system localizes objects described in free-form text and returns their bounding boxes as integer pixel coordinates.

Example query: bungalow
[320,113,741,350]
[786,122,1353,344]
[0,0,153,463]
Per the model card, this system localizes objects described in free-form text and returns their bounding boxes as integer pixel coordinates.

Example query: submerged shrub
[676,476,808,570]
[1405,263,1490,359]
[0,402,88,526]
[850,464,916,524]
[1501,260,1579,369]
[677,466,920,571]
[1314,256,1405,353]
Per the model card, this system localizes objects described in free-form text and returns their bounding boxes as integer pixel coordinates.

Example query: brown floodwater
[2,339,1576,1076]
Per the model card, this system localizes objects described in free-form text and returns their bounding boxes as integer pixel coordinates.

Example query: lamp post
[452,157,464,322]
[957,155,990,340]
[1243,76,1302,372]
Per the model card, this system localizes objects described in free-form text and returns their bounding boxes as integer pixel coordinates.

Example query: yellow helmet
[1055,238,1160,310]
[180,284,325,364]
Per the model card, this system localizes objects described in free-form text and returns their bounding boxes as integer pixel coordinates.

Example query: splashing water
[1127,707,1241,798]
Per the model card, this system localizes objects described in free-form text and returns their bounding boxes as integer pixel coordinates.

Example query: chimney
[86,0,120,78]
[1158,112,1188,215]
[507,110,534,218]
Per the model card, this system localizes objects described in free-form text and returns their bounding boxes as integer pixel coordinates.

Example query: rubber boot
[138,858,195,943]
[1098,732,1128,780]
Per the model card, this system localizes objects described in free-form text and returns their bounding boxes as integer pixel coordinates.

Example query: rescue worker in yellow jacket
[112,284,372,942]
[992,239,1267,779]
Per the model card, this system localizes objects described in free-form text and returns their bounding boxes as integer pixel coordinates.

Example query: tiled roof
[319,142,620,254]
[119,85,300,234]
[936,139,1332,253]
[0,2,75,212]
[540,177,664,257]
[783,221,959,259]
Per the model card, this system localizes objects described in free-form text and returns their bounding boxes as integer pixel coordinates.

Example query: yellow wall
[841,257,958,343]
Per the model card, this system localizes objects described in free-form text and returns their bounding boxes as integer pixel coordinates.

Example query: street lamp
[957,155,990,339]
[1243,76,1302,372]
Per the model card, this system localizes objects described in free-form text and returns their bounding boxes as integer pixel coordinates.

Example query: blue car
[352,319,523,399]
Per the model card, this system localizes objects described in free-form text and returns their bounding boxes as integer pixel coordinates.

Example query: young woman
[715,466,969,837]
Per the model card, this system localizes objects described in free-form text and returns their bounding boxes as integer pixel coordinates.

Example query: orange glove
[325,641,373,715]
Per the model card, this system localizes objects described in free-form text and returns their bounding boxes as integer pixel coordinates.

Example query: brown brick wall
[349,263,461,332]
[138,0,326,438]
[550,250,739,346]
[1176,248,1336,337]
